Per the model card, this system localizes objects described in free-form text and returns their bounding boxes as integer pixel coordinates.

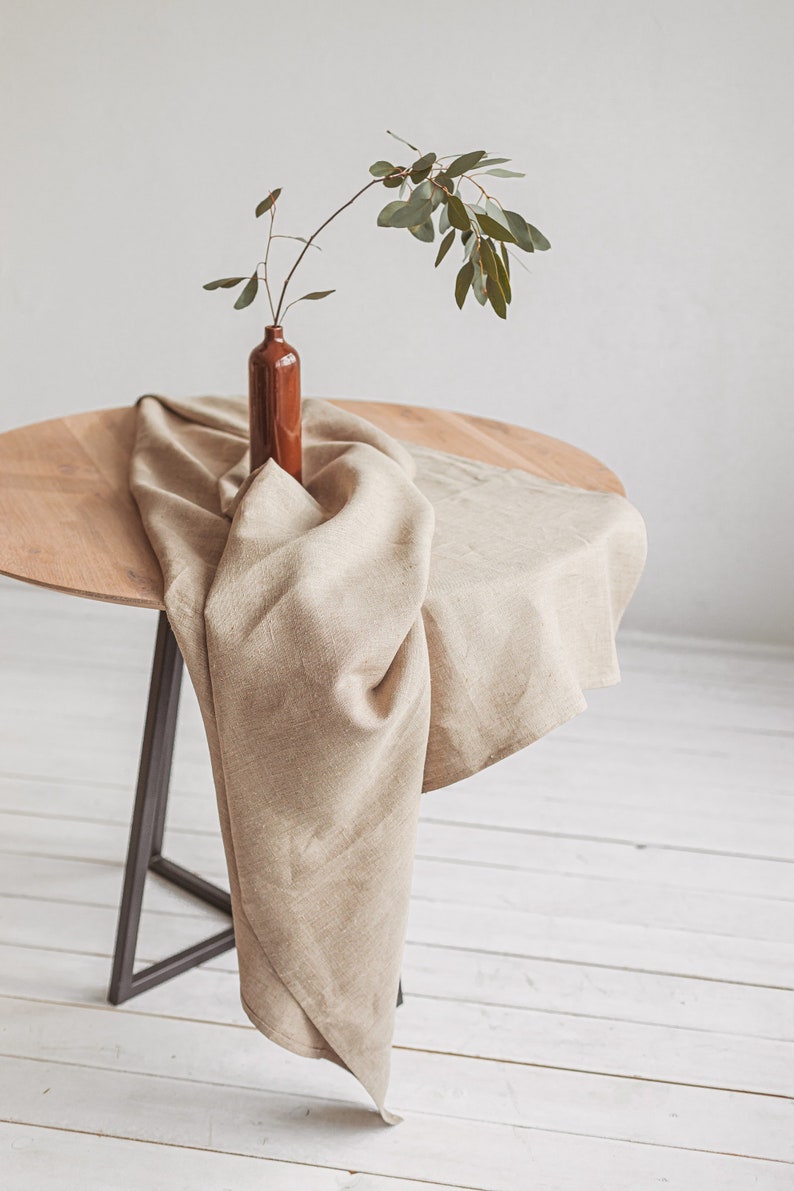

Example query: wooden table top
[0,400,625,611]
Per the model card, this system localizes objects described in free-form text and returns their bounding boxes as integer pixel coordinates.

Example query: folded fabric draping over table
[130,394,646,1122]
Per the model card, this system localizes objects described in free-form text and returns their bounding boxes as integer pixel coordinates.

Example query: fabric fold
[129,394,646,1121]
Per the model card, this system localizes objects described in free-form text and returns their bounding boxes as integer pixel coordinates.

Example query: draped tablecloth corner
[130,393,646,1122]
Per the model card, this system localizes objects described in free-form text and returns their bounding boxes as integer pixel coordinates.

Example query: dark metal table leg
[108,610,403,1010]
[108,612,234,1004]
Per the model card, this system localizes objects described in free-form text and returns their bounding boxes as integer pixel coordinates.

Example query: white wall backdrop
[1,0,792,644]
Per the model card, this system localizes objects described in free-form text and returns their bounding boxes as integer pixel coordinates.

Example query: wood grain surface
[0,401,625,610]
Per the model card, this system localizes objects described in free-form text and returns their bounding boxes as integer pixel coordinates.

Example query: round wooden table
[0,401,624,609]
[0,400,624,1006]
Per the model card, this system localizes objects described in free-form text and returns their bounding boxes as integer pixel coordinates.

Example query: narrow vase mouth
[265,324,284,336]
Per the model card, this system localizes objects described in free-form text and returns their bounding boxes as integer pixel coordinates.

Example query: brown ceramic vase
[248,325,302,482]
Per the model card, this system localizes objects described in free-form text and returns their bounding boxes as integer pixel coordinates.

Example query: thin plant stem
[261,204,277,323]
[273,176,392,324]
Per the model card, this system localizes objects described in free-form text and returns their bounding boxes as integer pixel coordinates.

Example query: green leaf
[411,152,436,171]
[410,151,436,183]
[504,210,535,252]
[494,247,512,304]
[500,241,511,278]
[382,173,403,188]
[528,223,551,251]
[369,160,396,177]
[429,181,446,210]
[486,274,508,319]
[475,212,516,242]
[377,200,408,227]
[455,261,474,309]
[434,229,455,267]
[446,150,487,178]
[439,203,451,234]
[203,277,246,290]
[471,251,487,306]
[233,274,259,309]
[434,171,455,194]
[272,235,321,251]
[255,188,282,217]
[479,237,501,286]
[476,157,511,167]
[387,130,420,152]
[389,198,433,228]
[480,236,511,307]
[482,168,525,178]
[485,199,511,230]
[294,289,335,301]
[409,219,435,243]
[446,193,471,232]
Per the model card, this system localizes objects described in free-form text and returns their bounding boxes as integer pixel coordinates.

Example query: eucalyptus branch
[203,135,550,323]
[272,175,392,324]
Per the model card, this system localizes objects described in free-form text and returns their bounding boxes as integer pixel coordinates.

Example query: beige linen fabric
[130,394,646,1122]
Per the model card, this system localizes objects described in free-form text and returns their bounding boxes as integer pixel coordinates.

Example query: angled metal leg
[108,612,234,1004]
[107,610,404,1010]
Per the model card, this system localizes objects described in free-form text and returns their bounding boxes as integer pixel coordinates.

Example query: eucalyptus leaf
[434,171,455,194]
[434,229,455,267]
[429,181,446,210]
[377,200,408,227]
[500,241,511,278]
[486,275,508,319]
[439,203,451,234]
[272,235,321,251]
[475,212,516,242]
[504,210,535,252]
[383,174,403,188]
[446,150,487,178]
[295,289,335,300]
[479,237,500,286]
[409,219,435,243]
[233,274,259,309]
[528,223,551,251]
[485,199,511,229]
[471,258,488,305]
[387,130,420,152]
[455,260,474,309]
[446,193,471,232]
[494,248,512,303]
[410,151,436,183]
[476,157,511,167]
[203,276,246,290]
[369,160,396,177]
[255,188,282,217]
[482,168,526,178]
[389,199,433,228]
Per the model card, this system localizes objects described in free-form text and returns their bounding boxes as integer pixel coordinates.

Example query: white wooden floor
[0,575,792,1191]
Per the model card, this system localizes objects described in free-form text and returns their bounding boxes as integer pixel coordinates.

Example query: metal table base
[108,612,401,1010]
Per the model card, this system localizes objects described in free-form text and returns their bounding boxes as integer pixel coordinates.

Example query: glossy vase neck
[264,325,285,342]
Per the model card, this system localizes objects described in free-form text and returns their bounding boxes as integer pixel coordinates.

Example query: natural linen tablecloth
[130,394,646,1122]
